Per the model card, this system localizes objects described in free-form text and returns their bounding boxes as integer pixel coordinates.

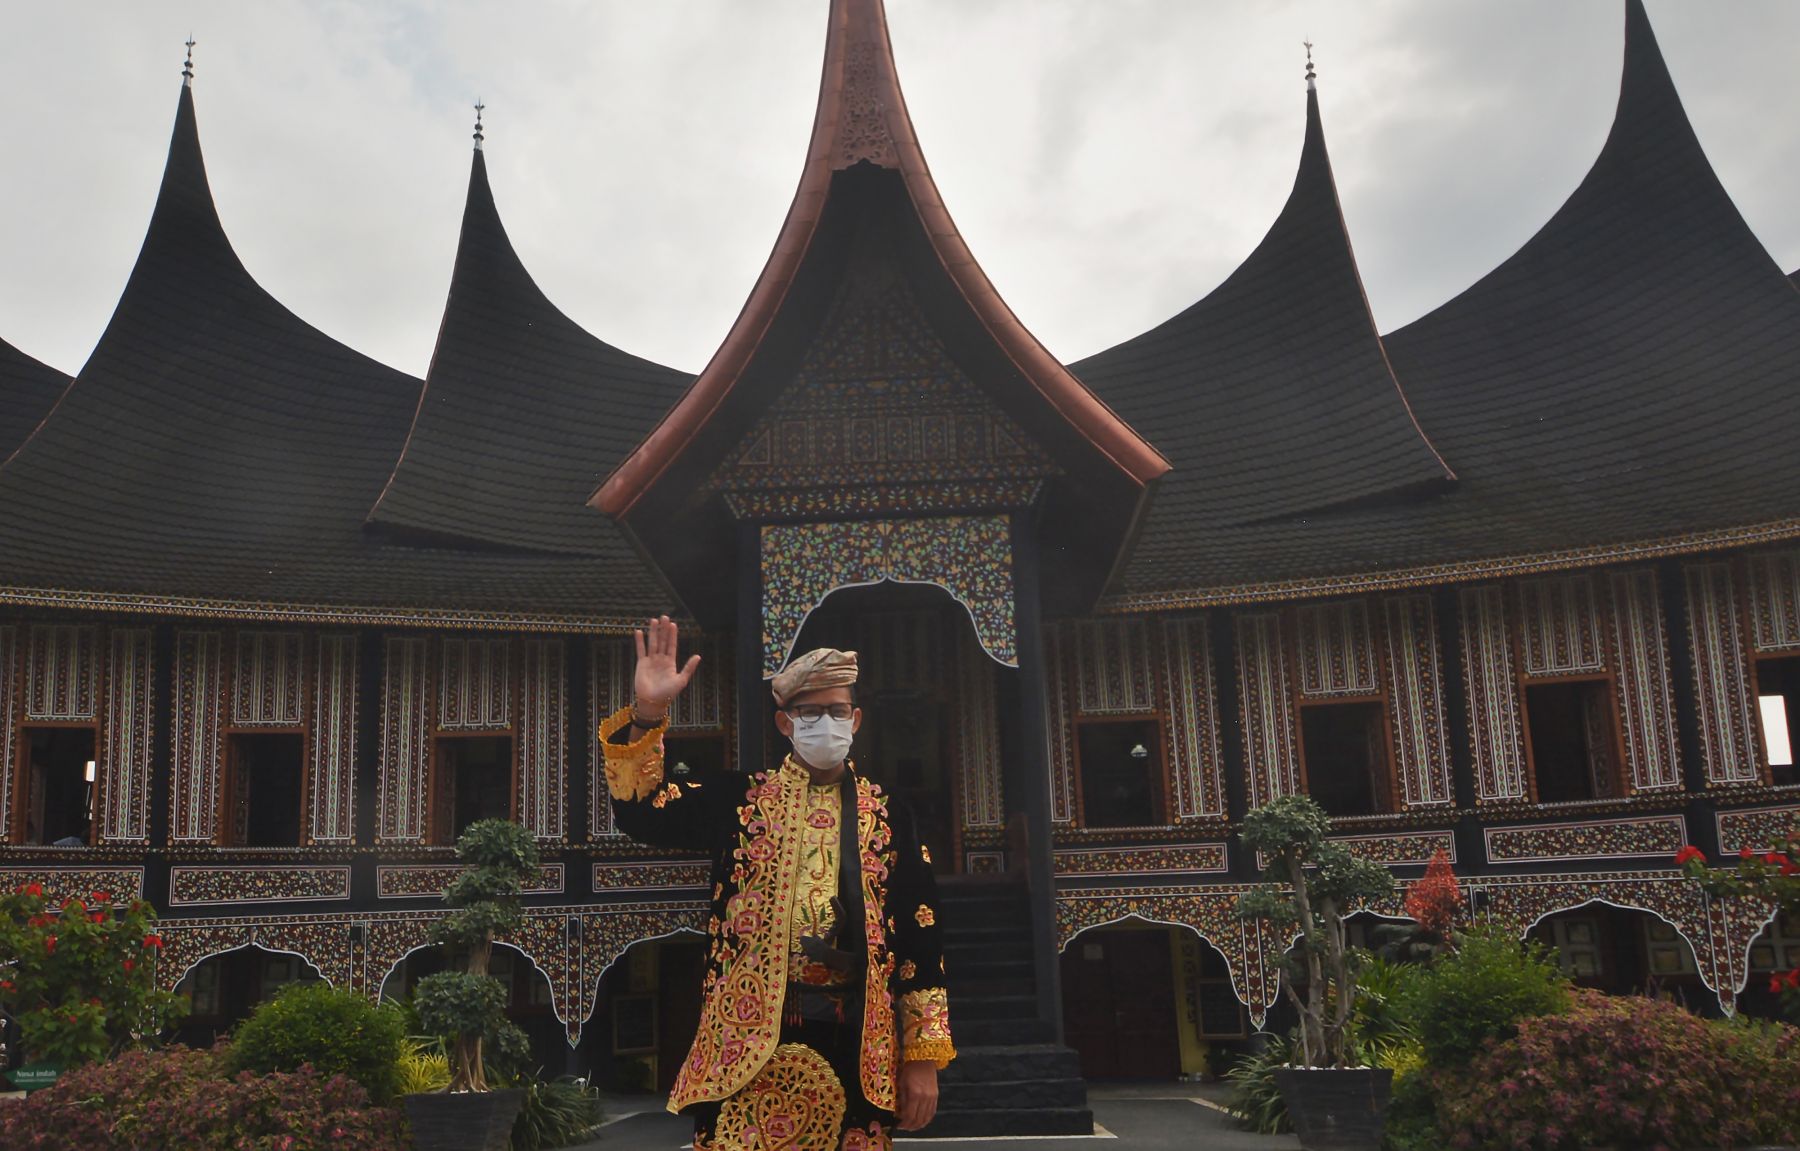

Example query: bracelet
[632,699,669,728]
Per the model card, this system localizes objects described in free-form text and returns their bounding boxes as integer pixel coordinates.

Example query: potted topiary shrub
[404,819,540,1151]
[1236,795,1395,1151]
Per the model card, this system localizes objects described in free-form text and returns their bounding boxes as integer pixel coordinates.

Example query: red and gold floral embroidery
[900,987,955,1068]
[713,1042,846,1151]
[791,781,849,988]
[857,779,898,1111]
[899,959,917,981]
[651,783,682,809]
[597,708,666,801]
[667,759,807,1112]
[913,904,935,928]
[841,1120,891,1151]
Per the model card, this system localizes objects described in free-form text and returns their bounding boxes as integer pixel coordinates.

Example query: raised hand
[633,615,701,722]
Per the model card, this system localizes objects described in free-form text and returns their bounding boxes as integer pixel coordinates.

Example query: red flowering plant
[1677,831,1800,1019]
[0,883,184,1067]
[1371,848,1465,963]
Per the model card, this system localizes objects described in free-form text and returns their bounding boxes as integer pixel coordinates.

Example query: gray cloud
[2,1,1795,378]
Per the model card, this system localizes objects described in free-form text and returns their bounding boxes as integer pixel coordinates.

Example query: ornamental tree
[0,883,183,1067]
[413,819,539,1092]
[1676,834,1800,1018]
[1236,795,1395,1068]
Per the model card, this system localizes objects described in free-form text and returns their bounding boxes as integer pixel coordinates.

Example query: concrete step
[937,1043,1084,1085]
[937,1076,1089,1111]
[951,993,1039,1022]
[953,1017,1056,1046]
[913,1108,1094,1138]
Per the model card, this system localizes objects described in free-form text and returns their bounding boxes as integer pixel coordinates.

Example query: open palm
[634,614,701,713]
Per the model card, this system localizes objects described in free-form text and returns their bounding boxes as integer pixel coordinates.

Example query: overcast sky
[3,1,1796,380]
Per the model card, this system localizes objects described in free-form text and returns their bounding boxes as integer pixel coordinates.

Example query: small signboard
[4,1062,61,1092]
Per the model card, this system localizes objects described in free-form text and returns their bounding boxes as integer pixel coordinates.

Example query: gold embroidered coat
[600,708,955,1115]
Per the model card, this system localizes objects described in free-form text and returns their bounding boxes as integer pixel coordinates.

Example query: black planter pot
[403,1088,525,1151]
[1272,1067,1393,1151]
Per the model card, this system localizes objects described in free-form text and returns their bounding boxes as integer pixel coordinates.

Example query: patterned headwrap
[771,647,860,706]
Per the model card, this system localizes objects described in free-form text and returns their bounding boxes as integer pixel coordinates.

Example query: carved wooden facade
[1459,571,1682,803]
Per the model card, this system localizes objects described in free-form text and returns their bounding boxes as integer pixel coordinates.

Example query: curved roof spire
[1073,60,1452,588]
[366,137,690,556]
[1376,0,1800,561]
[0,76,433,607]
[591,0,1168,519]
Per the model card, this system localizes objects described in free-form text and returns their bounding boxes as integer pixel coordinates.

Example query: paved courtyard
[576,1083,1301,1151]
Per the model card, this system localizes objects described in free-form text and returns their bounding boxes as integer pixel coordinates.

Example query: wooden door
[1060,928,1180,1079]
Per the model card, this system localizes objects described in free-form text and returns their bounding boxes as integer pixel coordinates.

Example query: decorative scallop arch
[760,517,1016,677]
[1472,874,1730,1012]
[158,932,334,995]
[1056,888,1271,1027]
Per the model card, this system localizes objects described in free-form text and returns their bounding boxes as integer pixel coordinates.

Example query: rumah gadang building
[3,0,1799,1135]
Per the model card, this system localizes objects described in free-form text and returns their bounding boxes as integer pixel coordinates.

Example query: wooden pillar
[1010,515,1065,1039]
[736,522,767,773]
[146,622,176,915]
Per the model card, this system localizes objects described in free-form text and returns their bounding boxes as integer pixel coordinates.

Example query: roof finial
[473,99,485,151]
[1303,39,1315,92]
[182,36,196,87]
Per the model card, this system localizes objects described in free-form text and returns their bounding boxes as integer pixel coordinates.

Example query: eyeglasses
[785,703,854,723]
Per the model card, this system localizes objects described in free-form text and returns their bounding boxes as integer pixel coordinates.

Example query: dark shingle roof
[1073,85,1452,591]
[367,150,691,555]
[0,85,674,626]
[1097,0,1800,606]
[0,340,67,461]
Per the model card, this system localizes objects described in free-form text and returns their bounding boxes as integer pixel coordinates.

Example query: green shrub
[424,819,541,1092]
[1224,1032,1294,1134]
[225,980,407,1103]
[1381,1063,1444,1151]
[512,1076,605,1150]
[396,1038,452,1095]
[1351,955,1419,1067]
[1437,990,1800,1149]
[1402,926,1569,1068]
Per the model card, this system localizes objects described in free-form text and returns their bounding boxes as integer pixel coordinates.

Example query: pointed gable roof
[367,147,690,555]
[0,81,672,627]
[0,339,68,461]
[1074,79,1452,590]
[1105,0,1800,609]
[1375,0,1800,555]
[593,0,1167,523]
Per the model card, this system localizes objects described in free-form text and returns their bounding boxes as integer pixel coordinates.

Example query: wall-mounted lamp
[1129,744,1149,760]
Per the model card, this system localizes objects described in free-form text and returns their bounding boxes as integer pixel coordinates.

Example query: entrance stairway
[917,877,1093,1137]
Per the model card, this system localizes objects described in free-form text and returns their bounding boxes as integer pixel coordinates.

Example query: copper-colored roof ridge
[591,0,1168,518]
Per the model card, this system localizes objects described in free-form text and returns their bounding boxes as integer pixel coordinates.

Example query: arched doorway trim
[1477,884,1726,1012]
[761,517,1018,677]
[164,939,328,994]
[574,916,708,1047]
[1726,900,1787,1003]
[157,922,345,994]
[1056,891,1268,1025]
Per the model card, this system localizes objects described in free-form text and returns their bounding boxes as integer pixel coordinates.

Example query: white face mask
[789,715,855,770]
